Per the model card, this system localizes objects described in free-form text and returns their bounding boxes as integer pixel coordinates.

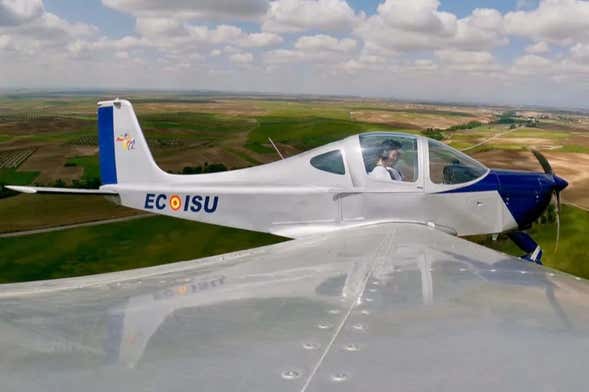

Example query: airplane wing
[1,222,589,391]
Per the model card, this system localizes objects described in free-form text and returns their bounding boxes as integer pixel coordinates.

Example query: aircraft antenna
[268,137,285,160]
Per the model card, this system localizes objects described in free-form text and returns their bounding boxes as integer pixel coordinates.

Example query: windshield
[428,140,487,184]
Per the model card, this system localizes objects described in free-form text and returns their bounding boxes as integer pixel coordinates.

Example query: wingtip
[4,185,36,193]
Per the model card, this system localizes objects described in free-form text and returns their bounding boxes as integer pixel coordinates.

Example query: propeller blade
[532,149,553,175]
[554,190,561,253]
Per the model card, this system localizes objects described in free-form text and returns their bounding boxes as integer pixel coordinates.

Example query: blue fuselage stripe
[97,106,117,185]
[441,169,553,229]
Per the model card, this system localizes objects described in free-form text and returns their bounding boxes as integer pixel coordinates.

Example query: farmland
[0,215,283,283]
[1,92,589,282]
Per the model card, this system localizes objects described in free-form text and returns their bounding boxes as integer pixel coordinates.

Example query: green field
[66,155,100,180]
[557,145,589,153]
[0,168,39,185]
[0,194,139,233]
[247,116,409,152]
[0,216,284,283]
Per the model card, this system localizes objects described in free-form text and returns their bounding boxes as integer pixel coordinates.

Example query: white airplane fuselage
[9,99,566,243]
[94,100,563,239]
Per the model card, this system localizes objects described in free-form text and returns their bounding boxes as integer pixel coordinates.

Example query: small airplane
[5,99,589,392]
[8,98,567,263]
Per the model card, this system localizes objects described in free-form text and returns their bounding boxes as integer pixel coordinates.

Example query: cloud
[239,32,283,47]
[263,47,339,64]
[376,0,456,35]
[294,34,356,52]
[263,33,357,66]
[0,0,43,26]
[514,54,552,69]
[134,18,282,50]
[570,42,589,61]
[262,0,361,33]
[0,11,98,58]
[505,0,589,45]
[435,49,500,72]
[355,0,507,52]
[102,0,269,20]
[337,53,388,74]
[229,52,254,64]
[510,44,589,83]
[525,41,550,54]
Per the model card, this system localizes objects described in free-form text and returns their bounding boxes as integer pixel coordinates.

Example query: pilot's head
[378,140,402,167]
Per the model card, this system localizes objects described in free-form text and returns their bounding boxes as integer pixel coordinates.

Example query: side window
[359,134,418,182]
[310,150,345,175]
[428,140,487,184]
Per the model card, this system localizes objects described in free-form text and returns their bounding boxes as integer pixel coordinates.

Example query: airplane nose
[554,175,568,192]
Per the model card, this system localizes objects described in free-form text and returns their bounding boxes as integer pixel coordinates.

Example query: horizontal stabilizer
[4,185,118,196]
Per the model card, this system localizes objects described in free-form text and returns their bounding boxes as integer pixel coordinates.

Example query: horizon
[2,87,589,113]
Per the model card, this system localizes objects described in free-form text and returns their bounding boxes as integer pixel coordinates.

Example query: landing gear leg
[508,232,543,265]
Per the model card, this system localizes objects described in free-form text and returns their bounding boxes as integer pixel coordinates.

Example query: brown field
[492,136,562,149]
[134,99,269,117]
[349,102,496,129]
[18,144,96,183]
[350,110,493,129]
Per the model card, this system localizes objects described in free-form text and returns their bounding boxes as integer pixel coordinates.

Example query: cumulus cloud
[262,0,361,33]
[355,0,507,52]
[337,53,388,74]
[229,52,254,64]
[505,0,589,45]
[570,42,589,61]
[264,47,346,64]
[435,49,500,73]
[102,0,269,20]
[0,10,98,58]
[376,0,456,35]
[294,34,356,52]
[263,34,357,67]
[134,18,282,51]
[0,0,43,26]
[239,32,283,47]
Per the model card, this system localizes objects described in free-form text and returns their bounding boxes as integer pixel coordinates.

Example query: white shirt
[369,165,403,181]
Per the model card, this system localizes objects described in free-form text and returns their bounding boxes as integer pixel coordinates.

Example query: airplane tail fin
[97,99,167,185]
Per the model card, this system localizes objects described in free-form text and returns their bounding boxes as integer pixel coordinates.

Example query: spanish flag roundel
[169,194,182,211]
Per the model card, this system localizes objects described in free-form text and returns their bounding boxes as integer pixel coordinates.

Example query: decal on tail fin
[97,99,168,185]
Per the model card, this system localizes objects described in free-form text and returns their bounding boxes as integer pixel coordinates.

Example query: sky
[1,0,589,108]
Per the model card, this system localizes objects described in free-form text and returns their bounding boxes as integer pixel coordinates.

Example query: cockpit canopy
[304,132,488,188]
[358,133,487,185]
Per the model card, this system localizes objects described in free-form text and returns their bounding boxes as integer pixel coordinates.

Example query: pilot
[369,140,404,181]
